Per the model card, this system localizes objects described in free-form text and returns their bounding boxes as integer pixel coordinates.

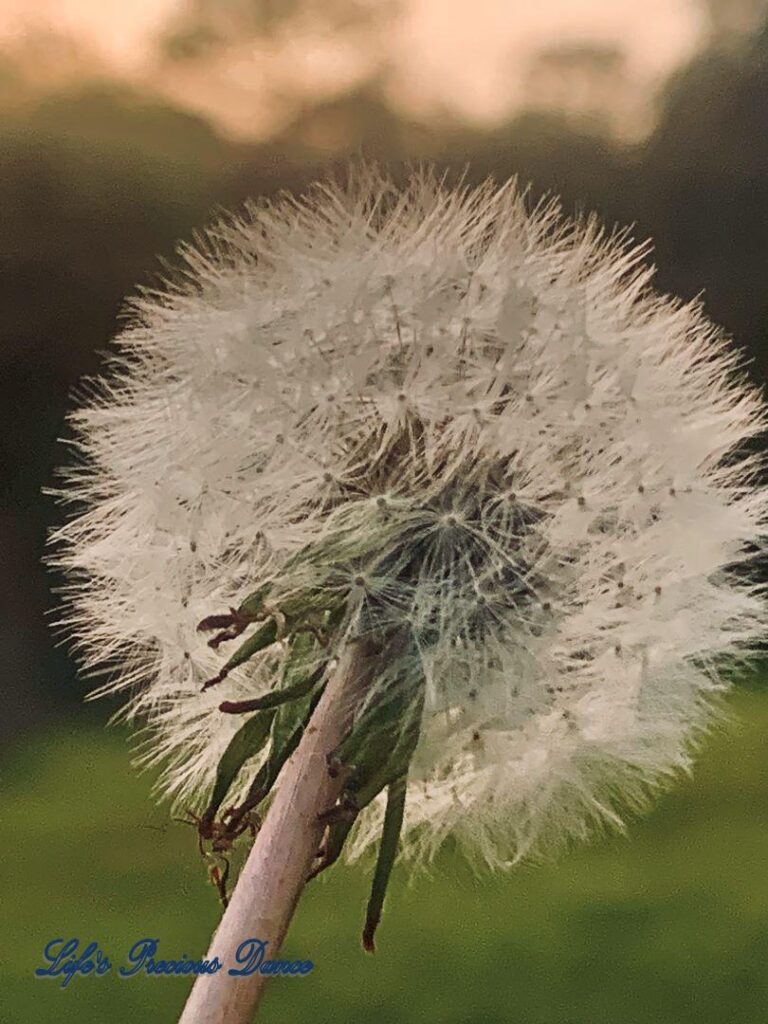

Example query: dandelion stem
[177,639,372,1024]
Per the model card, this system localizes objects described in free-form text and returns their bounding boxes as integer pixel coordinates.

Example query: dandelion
[51,168,768,1020]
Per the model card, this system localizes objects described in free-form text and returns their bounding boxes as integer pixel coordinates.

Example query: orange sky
[0,0,711,138]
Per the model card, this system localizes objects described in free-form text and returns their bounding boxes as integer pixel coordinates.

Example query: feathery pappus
[50,169,768,940]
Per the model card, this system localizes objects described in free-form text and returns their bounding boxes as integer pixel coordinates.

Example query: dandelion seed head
[51,168,768,868]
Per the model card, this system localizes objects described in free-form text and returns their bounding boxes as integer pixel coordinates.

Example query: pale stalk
[178,640,369,1024]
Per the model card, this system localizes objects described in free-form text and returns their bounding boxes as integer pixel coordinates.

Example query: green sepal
[203,709,275,824]
[307,817,356,881]
[221,617,280,674]
[239,634,327,811]
[239,682,326,812]
[309,746,408,882]
[362,775,407,953]
[220,670,322,714]
[237,581,273,618]
[310,675,424,880]
[335,671,424,789]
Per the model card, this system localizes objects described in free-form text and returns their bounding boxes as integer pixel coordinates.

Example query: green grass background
[5,682,768,1024]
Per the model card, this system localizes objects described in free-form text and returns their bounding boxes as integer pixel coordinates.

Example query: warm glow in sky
[0,0,177,67]
[0,0,710,138]
[390,0,705,122]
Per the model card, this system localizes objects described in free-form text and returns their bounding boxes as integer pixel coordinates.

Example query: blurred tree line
[2,18,768,738]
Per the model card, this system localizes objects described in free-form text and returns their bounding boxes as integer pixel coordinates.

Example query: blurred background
[4,2,768,1022]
